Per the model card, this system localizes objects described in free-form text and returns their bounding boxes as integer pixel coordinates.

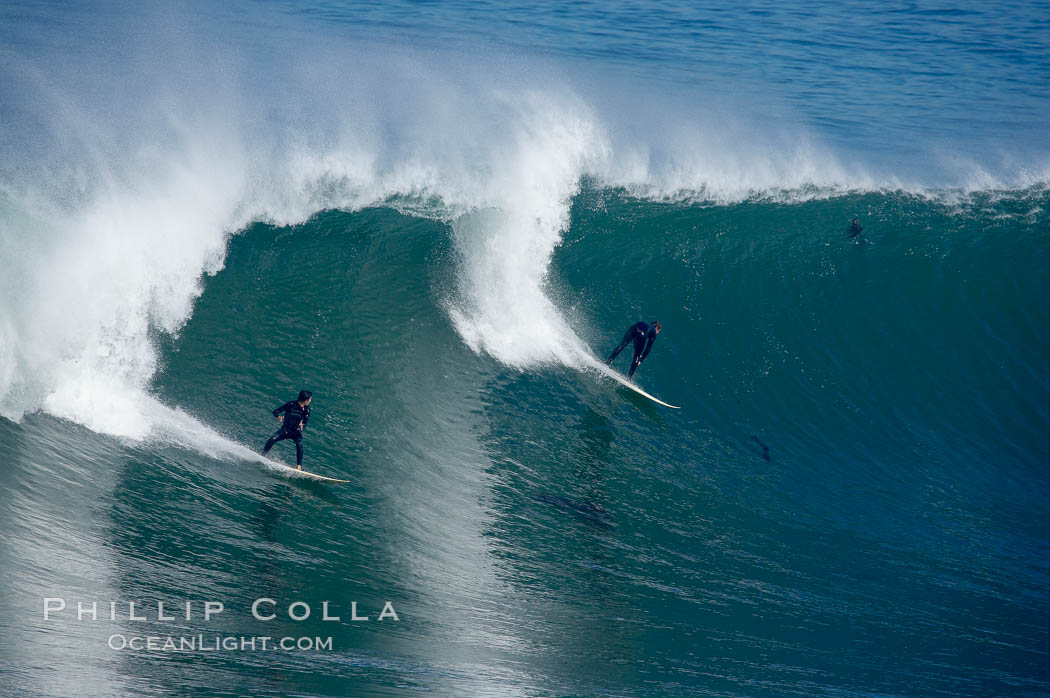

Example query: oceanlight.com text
[107,634,334,652]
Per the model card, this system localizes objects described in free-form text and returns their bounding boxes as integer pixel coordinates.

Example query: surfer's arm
[640,333,657,361]
[272,402,291,421]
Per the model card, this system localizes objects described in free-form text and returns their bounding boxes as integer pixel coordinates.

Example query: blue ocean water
[273,0,1050,162]
[0,2,1048,696]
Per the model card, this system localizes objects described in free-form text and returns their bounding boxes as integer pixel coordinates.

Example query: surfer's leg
[262,429,288,455]
[627,337,646,378]
[606,331,633,364]
[293,433,304,468]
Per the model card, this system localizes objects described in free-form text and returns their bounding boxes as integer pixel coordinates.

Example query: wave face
[1,2,1049,697]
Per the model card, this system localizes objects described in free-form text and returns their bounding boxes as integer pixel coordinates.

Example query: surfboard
[273,462,350,483]
[596,364,680,409]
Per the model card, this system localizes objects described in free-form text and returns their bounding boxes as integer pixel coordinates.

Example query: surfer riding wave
[262,390,312,469]
[605,321,661,379]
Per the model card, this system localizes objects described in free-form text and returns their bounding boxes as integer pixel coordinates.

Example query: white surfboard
[270,461,349,483]
[596,364,680,409]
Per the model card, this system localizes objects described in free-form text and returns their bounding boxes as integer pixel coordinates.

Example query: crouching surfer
[605,321,661,379]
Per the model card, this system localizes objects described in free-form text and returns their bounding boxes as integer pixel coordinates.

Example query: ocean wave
[0,18,1045,441]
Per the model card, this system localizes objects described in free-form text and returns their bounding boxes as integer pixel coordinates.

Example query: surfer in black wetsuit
[848,217,864,239]
[262,390,312,469]
[605,321,661,379]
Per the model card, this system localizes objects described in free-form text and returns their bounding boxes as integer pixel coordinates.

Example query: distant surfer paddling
[262,390,312,470]
[848,217,864,240]
[605,321,661,379]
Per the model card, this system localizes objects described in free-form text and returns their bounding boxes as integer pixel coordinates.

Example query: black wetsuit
[849,220,864,238]
[262,401,311,466]
[606,321,658,378]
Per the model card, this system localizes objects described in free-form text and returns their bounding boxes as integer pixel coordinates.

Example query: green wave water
[2,187,1047,696]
